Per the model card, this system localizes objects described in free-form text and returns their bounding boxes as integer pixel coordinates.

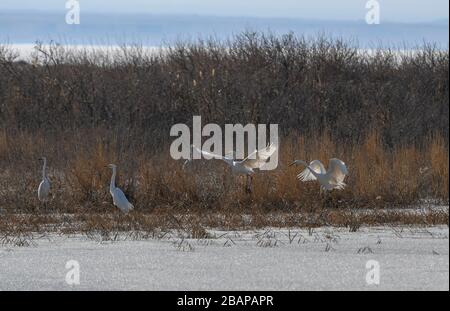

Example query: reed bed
[0,130,447,215]
[0,33,448,231]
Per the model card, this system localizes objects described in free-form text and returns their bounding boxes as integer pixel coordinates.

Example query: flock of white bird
[37,144,348,213]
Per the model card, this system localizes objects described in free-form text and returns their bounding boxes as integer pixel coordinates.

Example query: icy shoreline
[0,226,448,291]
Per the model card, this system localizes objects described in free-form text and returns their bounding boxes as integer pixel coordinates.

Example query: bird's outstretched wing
[298,160,326,181]
[224,150,235,159]
[327,158,348,187]
[192,145,233,165]
[242,143,277,169]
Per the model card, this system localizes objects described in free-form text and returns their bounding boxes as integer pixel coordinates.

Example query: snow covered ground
[0,226,448,291]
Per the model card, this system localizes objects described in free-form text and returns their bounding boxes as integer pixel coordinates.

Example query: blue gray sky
[0,0,448,22]
[1,1,448,46]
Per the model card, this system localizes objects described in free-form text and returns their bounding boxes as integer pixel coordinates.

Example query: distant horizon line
[0,9,448,26]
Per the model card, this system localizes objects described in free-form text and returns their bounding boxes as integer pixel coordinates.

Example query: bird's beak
[289,161,296,167]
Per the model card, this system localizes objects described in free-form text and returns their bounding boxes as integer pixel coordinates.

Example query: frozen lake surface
[0,226,448,291]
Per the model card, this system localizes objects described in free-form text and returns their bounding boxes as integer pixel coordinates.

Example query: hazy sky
[0,0,448,22]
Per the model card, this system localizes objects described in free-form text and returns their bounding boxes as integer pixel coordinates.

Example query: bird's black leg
[245,174,253,194]
[223,172,231,193]
[319,188,327,209]
[322,190,333,208]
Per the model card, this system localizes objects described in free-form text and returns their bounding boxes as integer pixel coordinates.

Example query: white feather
[291,158,349,191]
[108,164,134,213]
[37,157,51,202]
[298,160,326,181]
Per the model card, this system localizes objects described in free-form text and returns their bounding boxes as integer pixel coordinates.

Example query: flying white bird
[37,157,51,202]
[107,164,134,213]
[290,158,348,191]
[189,143,277,193]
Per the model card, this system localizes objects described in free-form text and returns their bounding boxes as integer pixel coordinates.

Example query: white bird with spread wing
[289,158,348,192]
[37,157,51,202]
[190,143,277,193]
[107,164,134,213]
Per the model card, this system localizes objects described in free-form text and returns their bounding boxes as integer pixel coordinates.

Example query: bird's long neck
[110,167,117,190]
[306,165,321,177]
[42,159,47,179]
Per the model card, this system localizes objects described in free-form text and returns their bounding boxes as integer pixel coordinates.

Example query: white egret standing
[191,143,277,193]
[107,164,134,213]
[37,157,50,202]
[289,158,348,192]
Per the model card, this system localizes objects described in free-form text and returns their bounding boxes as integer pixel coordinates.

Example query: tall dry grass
[0,33,448,224]
[0,129,447,215]
[429,134,449,199]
